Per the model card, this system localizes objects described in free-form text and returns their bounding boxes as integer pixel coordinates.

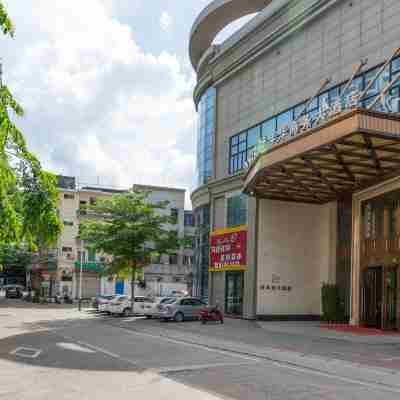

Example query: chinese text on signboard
[209,227,247,272]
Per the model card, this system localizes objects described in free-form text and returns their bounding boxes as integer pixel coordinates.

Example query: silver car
[158,297,207,322]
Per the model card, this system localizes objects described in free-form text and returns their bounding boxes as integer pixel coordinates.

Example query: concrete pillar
[243,196,258,319]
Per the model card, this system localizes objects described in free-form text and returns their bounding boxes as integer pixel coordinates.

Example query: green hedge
[321,283,344,322]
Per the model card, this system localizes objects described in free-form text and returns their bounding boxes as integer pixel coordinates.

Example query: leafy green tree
[0,1,62,249]
[80,191,180,311]
[0,244,32,276]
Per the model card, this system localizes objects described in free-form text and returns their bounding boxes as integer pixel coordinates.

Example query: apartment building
[31,177,194,299]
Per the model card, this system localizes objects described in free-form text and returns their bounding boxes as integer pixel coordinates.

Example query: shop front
[209,226,247,316]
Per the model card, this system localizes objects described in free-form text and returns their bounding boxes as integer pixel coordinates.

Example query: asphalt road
[1,300,400,400]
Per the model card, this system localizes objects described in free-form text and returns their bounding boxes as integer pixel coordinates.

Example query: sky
[1,0,256,208]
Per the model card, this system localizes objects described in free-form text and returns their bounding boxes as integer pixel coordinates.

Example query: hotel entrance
[361,266,398,330]
[225,272,244,316]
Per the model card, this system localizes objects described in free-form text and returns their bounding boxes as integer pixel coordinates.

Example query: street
[1,299,400,399]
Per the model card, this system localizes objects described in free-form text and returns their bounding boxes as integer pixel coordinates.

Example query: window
[171,208,179,224]
[261,119,275,141]
[64,193,75,200]
[183,255,194,265]
[364,203,372,239]
[62,246,73,253]
[227,194,247,228]
[389,202,398,239]
[87,248,96,262]
[184,212,195,227]
[169,254,178,265]
[63,220,74,226]
[196,87,216,185]
[77,251,86,262]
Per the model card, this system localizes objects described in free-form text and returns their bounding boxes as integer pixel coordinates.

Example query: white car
[144,297,176,319]
[108,295,155,317]
[98,295,116,313]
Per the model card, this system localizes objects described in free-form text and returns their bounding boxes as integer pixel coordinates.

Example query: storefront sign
[245,74,400,169]
[209,226,247,272]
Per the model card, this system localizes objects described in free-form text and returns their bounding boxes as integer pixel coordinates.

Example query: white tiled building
[32,177,195,299]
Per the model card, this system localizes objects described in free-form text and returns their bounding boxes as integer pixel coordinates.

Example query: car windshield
[159,298,174,304]
[163,298,177,305]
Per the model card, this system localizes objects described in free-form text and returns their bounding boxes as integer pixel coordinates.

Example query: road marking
[56,342,96,353]
[123,329,260,362]
[10,347,42,359]
[152,361,260,374]
[272,361,400,394]
[50,331,142,369]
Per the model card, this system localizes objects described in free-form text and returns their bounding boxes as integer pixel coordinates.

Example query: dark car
[5,285,24,299]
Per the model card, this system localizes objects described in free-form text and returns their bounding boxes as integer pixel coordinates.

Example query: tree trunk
[130,266,135,313]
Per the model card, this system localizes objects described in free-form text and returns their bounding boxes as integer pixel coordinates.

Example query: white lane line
[151,361,259,374]
[56,342,96,353]
[51,331,141,368]
[10,347,42,359]
[272,361,400,394]
[122,329,260,363]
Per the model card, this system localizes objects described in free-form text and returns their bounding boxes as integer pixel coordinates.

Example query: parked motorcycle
[200,306,224,324]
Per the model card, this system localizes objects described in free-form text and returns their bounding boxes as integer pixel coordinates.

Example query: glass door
[225,272,244,315]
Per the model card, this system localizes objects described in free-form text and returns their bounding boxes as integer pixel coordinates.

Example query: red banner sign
[209,226,247,272]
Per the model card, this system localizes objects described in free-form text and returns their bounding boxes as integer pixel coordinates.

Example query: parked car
[157,297,207,322]
[92,295,115,310]
[98,295,117,313]
[108,295,154,317]
[5,285,24,299]
[144,297,176,319]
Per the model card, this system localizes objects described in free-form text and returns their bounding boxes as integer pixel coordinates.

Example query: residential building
[190,0,400,329]
[31,178,194,299]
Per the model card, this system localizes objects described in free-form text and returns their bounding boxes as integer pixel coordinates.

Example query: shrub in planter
[321,283,341,322]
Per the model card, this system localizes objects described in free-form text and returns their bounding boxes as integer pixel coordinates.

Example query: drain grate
[10,347,42,359]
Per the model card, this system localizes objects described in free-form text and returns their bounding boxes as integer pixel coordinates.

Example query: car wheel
[201,319,206,325]
[163,318,169,322]
[174,312,184,323]
[122,308,130,317]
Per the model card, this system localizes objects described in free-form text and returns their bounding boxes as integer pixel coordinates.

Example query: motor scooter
[200,306,224,324]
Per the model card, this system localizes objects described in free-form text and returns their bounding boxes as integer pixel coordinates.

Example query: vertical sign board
[209,226,247,272]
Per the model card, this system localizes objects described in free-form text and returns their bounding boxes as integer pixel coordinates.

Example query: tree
[0,1,62,249]
[80,191,180,311]
[0,244,32,276]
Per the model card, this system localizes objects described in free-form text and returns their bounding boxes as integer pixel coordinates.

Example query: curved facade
[189,0,273,70]
[190,0,400,325]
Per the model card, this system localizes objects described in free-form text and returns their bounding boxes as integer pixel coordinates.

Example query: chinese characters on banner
[209,226,247,272]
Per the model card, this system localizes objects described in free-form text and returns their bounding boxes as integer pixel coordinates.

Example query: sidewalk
[257,321,400,344]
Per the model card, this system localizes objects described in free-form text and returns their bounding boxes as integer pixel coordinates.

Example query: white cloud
[160,11,173,33]
[1,0,196,207]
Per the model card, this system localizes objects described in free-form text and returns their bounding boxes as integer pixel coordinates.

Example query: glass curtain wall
[193,205,210,300]
[196,87,216,186]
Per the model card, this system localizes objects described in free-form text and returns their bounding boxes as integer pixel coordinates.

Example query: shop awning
[244,109,400,204]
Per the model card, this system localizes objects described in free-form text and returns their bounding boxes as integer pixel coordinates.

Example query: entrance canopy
[244,109,400,204]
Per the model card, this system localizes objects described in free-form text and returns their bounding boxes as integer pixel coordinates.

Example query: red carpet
[320,323,400,336]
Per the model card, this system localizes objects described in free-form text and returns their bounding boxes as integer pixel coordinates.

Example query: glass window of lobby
[196,87,216,186]
[229,57,400,175]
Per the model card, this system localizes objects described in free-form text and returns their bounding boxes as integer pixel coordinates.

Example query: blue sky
[1,0,254,207]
